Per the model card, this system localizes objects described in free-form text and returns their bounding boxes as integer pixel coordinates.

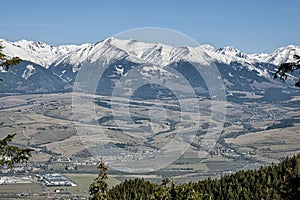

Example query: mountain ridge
[1,38,300,68]
[1,37,299,95]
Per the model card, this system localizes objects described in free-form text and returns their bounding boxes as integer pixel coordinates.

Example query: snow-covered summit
[263,45,300,66]
[216,46,248,59]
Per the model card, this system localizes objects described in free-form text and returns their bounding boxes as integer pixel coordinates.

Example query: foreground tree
[89,161,109,200]
[274,55,300,87]
[0,44,32,167]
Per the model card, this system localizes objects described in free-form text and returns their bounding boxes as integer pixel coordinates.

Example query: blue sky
[0,0,299,53]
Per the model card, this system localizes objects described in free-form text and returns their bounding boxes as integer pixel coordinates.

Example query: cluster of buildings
[117,149,159,162]
[37,173,76,187]
[0,163,34,174]
[0,176,34,184]
[209,143,242,159]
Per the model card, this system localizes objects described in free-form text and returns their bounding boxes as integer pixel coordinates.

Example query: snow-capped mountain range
[2,37,299,68]
[0,37,299,97]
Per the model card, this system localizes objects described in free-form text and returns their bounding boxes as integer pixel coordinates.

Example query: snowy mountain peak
[14,39,50,49]
[197,44,216,51]
[265,45,300,66]
[216,46,248,59]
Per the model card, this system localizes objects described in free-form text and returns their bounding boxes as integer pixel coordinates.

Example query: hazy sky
[1,0,299,53]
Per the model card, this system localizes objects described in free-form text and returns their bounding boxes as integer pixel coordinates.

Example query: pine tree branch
[0,133,33,167]
[273,55,300,87]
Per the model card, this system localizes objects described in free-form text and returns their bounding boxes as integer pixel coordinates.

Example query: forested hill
[106,153,300,200]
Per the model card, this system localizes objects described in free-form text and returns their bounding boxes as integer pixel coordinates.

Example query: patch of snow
[115,65,124,75]
[21,65,35,80]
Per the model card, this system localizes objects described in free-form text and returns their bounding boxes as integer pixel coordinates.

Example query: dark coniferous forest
[90,154,300,200]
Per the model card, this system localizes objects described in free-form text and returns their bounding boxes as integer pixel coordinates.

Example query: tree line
[90,153,300,200]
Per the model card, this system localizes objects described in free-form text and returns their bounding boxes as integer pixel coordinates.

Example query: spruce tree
[89,161,109,200]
